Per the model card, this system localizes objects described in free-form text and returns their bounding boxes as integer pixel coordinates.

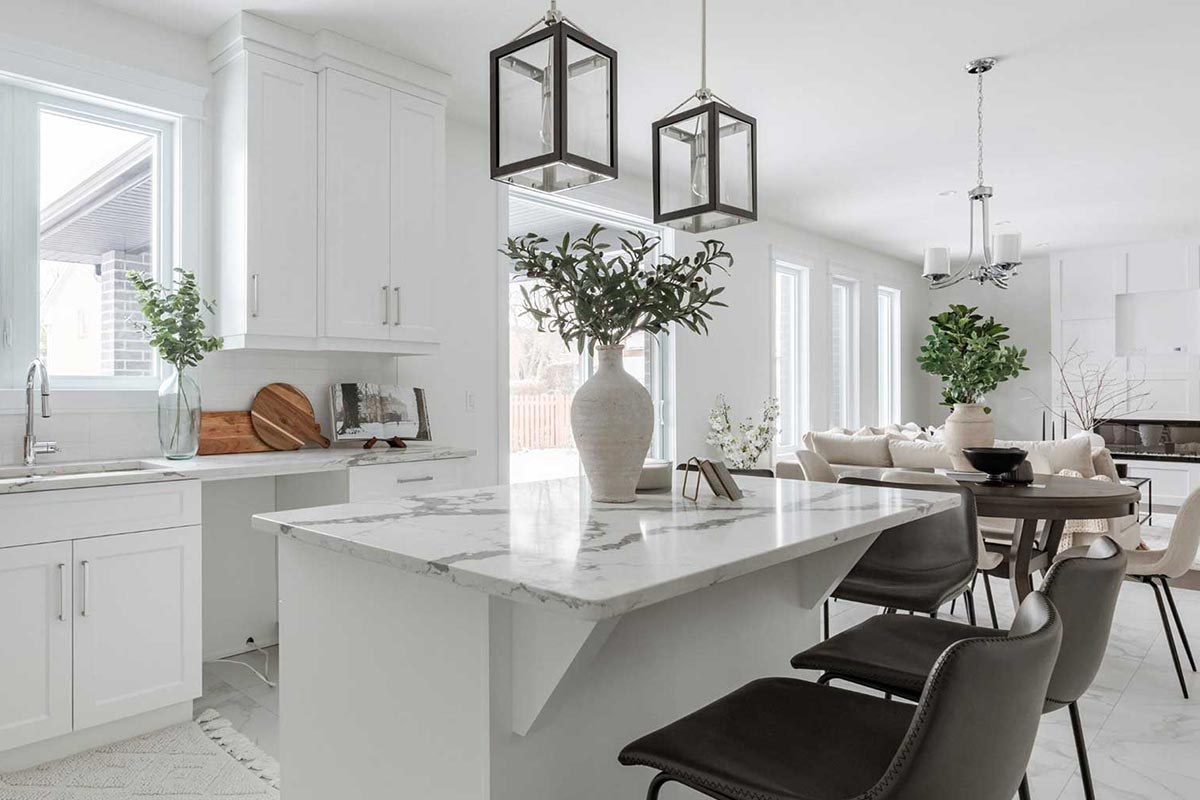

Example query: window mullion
[9,87,39,386]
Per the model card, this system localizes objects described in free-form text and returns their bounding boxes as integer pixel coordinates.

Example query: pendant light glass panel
[718,112,753,210]
[657,107,711,216]
[491,23,617,193]
[565,37,611,167]
[497,37,555,168]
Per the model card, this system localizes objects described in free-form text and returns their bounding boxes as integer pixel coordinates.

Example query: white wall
[926,256,1052,441]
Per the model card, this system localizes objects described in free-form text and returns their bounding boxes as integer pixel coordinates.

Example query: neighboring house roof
[40,139,153,264]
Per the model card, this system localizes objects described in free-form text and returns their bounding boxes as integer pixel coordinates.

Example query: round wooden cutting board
[250,383,331,451]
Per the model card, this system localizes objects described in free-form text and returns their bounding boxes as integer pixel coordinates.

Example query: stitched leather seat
[621,594,1063,800]
[619,677,915,800]
[791,613,1003,698]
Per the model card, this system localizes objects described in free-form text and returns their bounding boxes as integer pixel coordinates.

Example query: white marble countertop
[252,475,960,620]
[0,446,475,495]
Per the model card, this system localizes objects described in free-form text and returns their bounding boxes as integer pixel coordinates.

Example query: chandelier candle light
[652,0,757,233]
[924,58,1022,289]
[489,1,617,192]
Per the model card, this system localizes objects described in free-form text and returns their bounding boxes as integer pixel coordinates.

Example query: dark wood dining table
[954,474,1140,606]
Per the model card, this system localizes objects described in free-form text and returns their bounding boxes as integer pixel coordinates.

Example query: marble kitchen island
[252,475,959,800]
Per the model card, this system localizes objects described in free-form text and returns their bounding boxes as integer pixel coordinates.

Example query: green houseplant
[129,268,223,459]
[504,225,732,502]
[917,304,1027,468]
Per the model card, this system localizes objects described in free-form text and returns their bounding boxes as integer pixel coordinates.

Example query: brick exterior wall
[100,250,154,377]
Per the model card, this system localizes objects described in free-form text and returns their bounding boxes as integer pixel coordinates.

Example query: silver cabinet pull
[57,563,67,622]
[80,560,90,617]
[382,285,390,325]
[396,475,434,484]
[251,274,260,318]
[393,286,401,326]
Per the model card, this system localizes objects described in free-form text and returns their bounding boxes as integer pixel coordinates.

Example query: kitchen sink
[0,460,158,480]
[0,460,179,492]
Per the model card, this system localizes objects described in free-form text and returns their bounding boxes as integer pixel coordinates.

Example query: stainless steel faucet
[24,358,57,467]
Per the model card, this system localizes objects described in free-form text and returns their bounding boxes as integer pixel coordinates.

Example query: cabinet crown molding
[207,11,451,102]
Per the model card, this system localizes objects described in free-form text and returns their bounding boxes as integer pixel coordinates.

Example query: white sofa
[776,429,1141,550]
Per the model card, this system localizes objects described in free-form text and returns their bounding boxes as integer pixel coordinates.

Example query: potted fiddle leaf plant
[917,304,1027,469]
[504,225,732,502]
[129,268,223,460]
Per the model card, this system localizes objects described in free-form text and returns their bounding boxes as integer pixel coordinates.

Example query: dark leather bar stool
[791,537,1126,800]
[619,593,1062,800]
[824,477,980,637]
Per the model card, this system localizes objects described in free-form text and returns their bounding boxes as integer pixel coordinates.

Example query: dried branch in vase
[1026,340,1154,432]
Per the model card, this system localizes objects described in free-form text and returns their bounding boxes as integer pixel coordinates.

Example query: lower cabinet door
[73,526,201,730]
[0,541,73,750]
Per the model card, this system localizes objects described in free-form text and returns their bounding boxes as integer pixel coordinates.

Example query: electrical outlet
[465,390,476,413]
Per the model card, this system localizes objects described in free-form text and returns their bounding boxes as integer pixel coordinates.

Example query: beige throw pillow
[889,438,953,470]
[809,431,894,467]
[995,437,1095,477]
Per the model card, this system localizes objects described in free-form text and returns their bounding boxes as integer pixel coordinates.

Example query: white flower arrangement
[705,394,781,469]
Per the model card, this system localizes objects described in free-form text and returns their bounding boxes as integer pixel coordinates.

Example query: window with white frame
[877,286,902,426]
[0,82,174,388]
[773,259,809,450]
[829,275,859,429]
[504,188,673,484]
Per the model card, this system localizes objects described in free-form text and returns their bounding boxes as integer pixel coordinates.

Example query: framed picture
[330,383,431,443]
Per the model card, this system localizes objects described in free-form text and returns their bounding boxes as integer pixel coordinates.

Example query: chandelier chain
[976,71,985,186]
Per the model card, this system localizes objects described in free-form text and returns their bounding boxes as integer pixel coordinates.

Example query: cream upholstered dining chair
[794,450,839,483]
[882,470,1004,628]
[1061,485,1200,698]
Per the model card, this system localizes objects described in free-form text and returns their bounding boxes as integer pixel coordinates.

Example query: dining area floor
[198,579,1199,800]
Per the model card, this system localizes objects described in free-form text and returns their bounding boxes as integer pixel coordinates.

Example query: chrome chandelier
[924,58,1022,289]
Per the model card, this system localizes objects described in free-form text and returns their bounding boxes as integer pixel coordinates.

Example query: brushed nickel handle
[396,475,434,485]
[382,285,390,325]
[393,286,401,326]
[251,274,260,318]
[80,560,90,617]
[57,563,67,622]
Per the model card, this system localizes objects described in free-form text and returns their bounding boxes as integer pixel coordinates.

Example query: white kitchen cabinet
[213,52,318,342]
[73,527,202,730]
[208,14,449,355]
[322,70,394,340]
[348,459,465,501]
[389,90,444,343]
[0,542,73,751]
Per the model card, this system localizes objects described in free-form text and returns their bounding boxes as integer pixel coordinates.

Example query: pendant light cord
[976,71,985,186]
[700,0,707,93]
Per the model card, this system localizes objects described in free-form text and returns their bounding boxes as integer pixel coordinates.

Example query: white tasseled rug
[0,710,279,798]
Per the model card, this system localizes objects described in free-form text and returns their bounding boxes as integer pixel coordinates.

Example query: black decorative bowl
[962,447,1029,485]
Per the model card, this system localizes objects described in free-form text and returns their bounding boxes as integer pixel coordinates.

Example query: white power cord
[206,639,276,689]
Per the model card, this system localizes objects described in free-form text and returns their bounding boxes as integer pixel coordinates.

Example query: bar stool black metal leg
[982,571,1000,629]
[1160,577,1196,671]
[646,772,672,800]
[1068,702,1096,800]
[964,588,977,626]
[1146,577,1189,699]
[823,599,830,641]
[1018,774,1032,800]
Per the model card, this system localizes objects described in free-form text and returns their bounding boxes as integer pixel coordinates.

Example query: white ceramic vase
[571,345,653,503]
[943,402,995,471]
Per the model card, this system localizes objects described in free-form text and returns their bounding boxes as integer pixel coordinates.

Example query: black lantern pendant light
[490,1,618,192]
[652,0,757,232]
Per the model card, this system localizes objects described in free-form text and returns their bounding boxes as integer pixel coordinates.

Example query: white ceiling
[86,0,1200,262]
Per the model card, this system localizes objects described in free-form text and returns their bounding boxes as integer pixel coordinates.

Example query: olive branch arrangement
[502,224,732,354]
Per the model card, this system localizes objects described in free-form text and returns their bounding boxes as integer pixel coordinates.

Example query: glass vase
[158,367,201,460]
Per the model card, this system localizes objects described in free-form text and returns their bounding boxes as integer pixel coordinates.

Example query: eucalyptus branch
[128,268,223,372]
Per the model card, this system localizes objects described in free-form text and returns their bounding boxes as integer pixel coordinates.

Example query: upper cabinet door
[247,55,318,337]
[73,526,201,731]
[0,541,73,751]
[390,90,444,343]
[323,71,394,340]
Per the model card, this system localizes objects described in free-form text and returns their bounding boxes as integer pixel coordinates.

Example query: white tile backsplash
[0,349,402,466]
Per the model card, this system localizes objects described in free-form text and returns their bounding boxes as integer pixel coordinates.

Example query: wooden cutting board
[250,383,331,451]
[198,411,273,456]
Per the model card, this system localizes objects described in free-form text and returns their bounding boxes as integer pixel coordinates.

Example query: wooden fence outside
[511,393,573,451]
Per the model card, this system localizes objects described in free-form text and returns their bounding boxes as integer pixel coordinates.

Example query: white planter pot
[571,345,654,503]
[943,403,995,471]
